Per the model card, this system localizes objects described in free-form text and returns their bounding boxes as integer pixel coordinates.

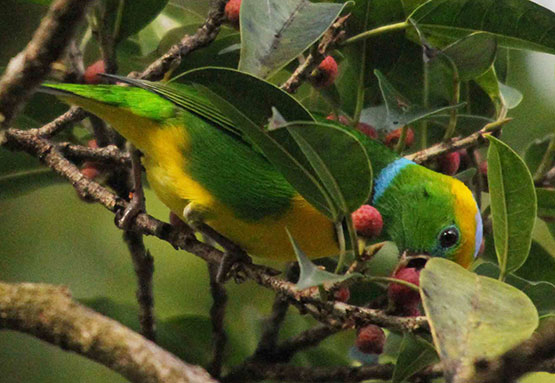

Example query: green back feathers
[41,83,176,121]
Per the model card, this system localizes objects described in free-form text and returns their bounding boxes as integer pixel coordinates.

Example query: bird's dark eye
[439,226,459,248]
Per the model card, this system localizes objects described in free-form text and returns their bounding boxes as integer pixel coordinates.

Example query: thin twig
[207,262,228,378]
[252,264,296,362]
[0,0,93,129]
[280,15,349,94]
[27,107,86,137]
[406,118,512,164]
[56,141,129,166]
[139,0,229,81]
[123,230,156,341]
[0,281,217,383]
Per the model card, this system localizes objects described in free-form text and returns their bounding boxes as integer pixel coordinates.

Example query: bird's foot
[116,188,145,230]
[116,146,145,230]
[217,247,252,283]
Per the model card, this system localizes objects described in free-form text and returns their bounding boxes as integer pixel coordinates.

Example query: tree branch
[0,0,93,129]
[281,15,349,94]
[406,118,511,164]
[0,281,217,383]
[138,0,229,81]
[2,128,428,335]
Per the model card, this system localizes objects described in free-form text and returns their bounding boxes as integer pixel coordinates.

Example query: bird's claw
[116,191,144,230]
[216,248,251,283]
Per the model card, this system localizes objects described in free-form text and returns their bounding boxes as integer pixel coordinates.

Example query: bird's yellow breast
[142,125,339,261]
[62,95,339,260]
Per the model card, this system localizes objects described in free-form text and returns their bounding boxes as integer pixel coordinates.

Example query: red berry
[400,304,421,317]
[352,205,383,237]
[83,60,105,84]
[439,151,461,176]
[356,325,386,355]
[81,162,100,179]
[225,0,241,29]
[325,114,350,125]
[357,122,378,139]
[384,127,414,148]
[479,161,488,176]
[315,56,338,88]
[388,267,421,307]
[334,286,350,303]
[87,139,98,149]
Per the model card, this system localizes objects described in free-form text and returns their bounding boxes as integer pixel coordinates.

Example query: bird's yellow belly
[144,156,339,261]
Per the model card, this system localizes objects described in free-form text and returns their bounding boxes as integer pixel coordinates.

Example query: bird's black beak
[395,250,430,272]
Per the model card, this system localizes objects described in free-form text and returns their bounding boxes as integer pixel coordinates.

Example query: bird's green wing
[101,74,240,137]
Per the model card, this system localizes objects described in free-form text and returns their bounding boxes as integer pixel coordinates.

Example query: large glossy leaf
[178,67,372,220]
[393,334,438,383]
[475,262,555,318]
[435,32,497,81]
[409,0,555,55]
[487,135,537,278]
[283,121,372,214]
[362,70,464,132]
[421,258,539,380]
[238,0,348,78]
[176,67,339,218]
[106,0,169,43]
[515,241,555,285]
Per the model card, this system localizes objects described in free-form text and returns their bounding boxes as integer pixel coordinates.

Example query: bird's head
[374,162,483,268]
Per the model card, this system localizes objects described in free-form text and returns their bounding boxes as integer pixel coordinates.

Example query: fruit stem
[366,276,419,292]
[342,21,410,46]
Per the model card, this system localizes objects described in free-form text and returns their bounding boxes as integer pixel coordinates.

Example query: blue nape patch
[372,158,414,204]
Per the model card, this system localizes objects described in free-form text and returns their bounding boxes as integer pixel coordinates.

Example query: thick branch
[124,230,156,342]
[224,362,395,383]
[0,281,217,383]
[0,0,92,128]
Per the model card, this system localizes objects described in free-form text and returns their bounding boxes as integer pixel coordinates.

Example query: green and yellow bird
[40,74,482,269]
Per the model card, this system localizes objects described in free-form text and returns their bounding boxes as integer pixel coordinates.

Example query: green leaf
[498,82,523,109]
[288,229,356,290]
[105,0,169,43]
[283,120,372,214]
[437,32,497,81]
[475,262,555,318]
[474,67,503,113]
[421,258,539,379]
[409,0,555,55]
[515,241,555,285]
[238,0,348,78]
[364,70,464,132]
[487,135,537,277]
[177,67,338,218]
[537,188,555,219]
[393,334,439,383]
[525,135,554,175]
